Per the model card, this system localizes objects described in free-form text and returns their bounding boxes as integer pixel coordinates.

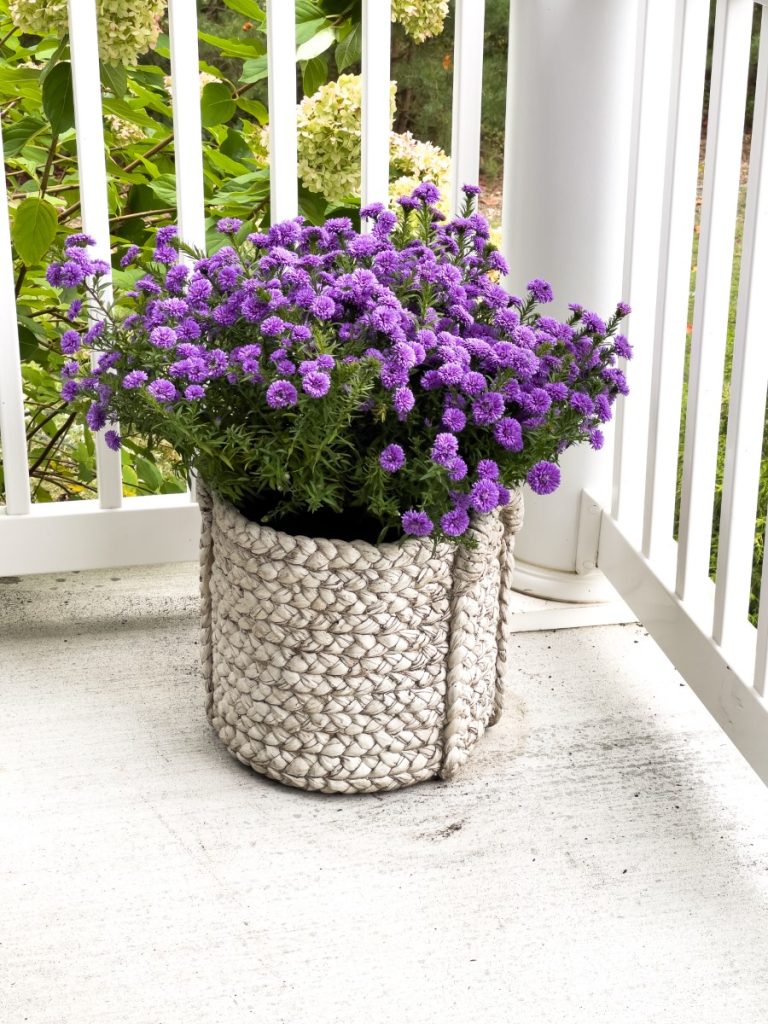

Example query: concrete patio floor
[2,564,768,1024]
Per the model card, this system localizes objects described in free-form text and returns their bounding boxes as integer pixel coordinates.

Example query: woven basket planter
[198,483,523,794]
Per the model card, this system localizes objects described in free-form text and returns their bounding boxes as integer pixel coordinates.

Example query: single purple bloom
[66,299,82,321]
[104,429,121,451]
[461,184,481,196]
[261,316,286,337]
[442,407,466,432]
[86,403,107,431]
[527,278,553,303]
[393,387,415,417]
[123,370,148,390]
[448,457,468,482]
[477,459,500,481]
[441,507,470,537]
[60,380,79,402]
[65,233,96,248]
[60,330,81,355]
[149,326,177,349]
[401,510,433,537]
[431,432,459,467]
[412,182,441,206]
[470,478,499,514]
[147,379,177,403]
[471,391,505,425]
[216,217,243,235]
[266,380,298,408]
[614,334,633,360]
[616,301,632,317]
[494,417,523,452]
[302,371,331,398]
[570,392,595,416]
[156,226,178,244]
[589,428,605,451]
[582,311,606,335]
[379,444,406,473]
[527,460,561,495]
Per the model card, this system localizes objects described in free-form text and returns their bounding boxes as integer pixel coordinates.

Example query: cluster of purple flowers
[47,183,631,543]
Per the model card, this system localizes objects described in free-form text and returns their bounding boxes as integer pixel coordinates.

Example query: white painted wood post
[0,115,31,515]
[361,0,392,222]
[449,0,485,216]
[266,0,298,222]
[501,0,639,601]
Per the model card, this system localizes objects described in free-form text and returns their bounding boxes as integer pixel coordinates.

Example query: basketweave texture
[198,483,523,794]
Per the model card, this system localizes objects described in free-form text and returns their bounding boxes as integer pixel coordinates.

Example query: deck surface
[2,564,768,1024]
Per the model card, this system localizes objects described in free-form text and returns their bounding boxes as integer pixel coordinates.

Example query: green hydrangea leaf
[42,61,74,135]
[201,82,236,127]
[12,197,58,266]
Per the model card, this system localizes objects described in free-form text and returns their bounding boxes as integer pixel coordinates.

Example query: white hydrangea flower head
[105,114,144,146]
[9,0,165,65]
[163,71,219,100]
[245,75,449,209]
[391,0,449,43]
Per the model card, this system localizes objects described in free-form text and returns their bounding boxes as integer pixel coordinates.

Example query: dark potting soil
[238,492,385,545]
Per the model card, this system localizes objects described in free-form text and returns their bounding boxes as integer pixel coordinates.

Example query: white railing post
[266,0,298,222]
[0,115,31,515]
[501,0,639,601]
[68,0,123,510]
[449,0,485,216]
[361,0,392,222]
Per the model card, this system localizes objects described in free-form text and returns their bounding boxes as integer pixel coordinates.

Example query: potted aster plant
[48,183,631,793]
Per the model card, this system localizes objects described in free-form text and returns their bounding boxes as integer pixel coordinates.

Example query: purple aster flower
[149,326,177,349]
[65,233,96,248]
[441,507,470,537]
[147,379,177,403]
[60,380,79,402]
[614,334,633,359]
[311,295,335,320]
[216,217,243,235]
[616,301,632,317]
[61,359,79,378]
[393,387,415,417]
[412,182,441,206]
[184,384,205,400]
[266,380,298,408]
[261,316,286,337]
[527,278,553,303]
[123,370,148,389]
[380,444,406,472]
[291,325,312,342]
[470,478,499,514]
[401,509,433,537]
[570,391,595,416]
[527,460,561,495]
[442,407,466,432]
[104,429,121,451]
[461,184,481,196]
[477,459,500,480]
[431,432,459,467]
[60,330,81,355]
[301,371,331,398]
[461,371,487,397]
[86,403,107,431]
[471,391,505,425]
[494,417,523,452]
[360,202,386,220]
[448,457,468,482]
[156,226,178,245]
[153,244,177,265]
[589,428,605,450]
[66,299,82,321]
[582,311,607,334]
[119,245,140,268]
[496,484,511,506]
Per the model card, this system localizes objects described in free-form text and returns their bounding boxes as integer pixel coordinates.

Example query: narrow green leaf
[12,197,58,266]
[301,55,327,97]
[295,0,325,22]
[335,23,362,72]
[42,61,74,135]
[200,82,236,127]
[198,31,265,59]
[222,0,266,21]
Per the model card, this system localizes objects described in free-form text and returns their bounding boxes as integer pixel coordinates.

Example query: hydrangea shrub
[47,185,631,544]
[9,0,165,64]
[247,75,450,209]
[391,0,449,44]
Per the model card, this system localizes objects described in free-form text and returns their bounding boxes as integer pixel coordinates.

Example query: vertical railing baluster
[449,0,485,216]
[642,0,710,575]
[361,0,392,224]
[676,0,754,605]
[168,0,207,253]
[266,0,298,223]
[0,116,32,516]
[612,0,677,544]
[68,0,123,510]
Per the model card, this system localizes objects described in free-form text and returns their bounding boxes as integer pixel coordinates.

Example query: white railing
[601,0,768,785]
